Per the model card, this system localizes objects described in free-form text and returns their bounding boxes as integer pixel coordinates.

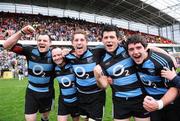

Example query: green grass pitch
[0,78,114,121]
[3,66,180,121]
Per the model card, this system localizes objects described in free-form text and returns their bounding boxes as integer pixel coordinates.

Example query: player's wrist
[157,99,164,110]
[20,29,26,36]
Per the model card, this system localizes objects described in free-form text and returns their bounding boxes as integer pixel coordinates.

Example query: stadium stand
[0,11,180,79]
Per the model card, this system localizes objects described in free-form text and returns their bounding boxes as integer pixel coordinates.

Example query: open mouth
[39,45,45,48]
[77,46,83,50]
[106,44,113,48]
[133,54,141,60]
[56,59,62,64]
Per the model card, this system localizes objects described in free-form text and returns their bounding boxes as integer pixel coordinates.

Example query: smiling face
[37,34,51,53]
[128,43,148,64]
[102,31,119,53]
[72,33,88,57]
[52,48,64,66]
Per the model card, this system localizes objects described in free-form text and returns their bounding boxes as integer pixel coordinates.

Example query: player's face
[37,35,51,53]
[52,48,64,65]
[72,33,88,57]
[102,31,119,53]
[128,43,148,64]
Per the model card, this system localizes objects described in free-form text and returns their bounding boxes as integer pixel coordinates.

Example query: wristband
[20,30,26,35]
[157,100,164,110]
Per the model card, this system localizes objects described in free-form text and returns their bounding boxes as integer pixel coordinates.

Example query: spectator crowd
[0,12,178,78]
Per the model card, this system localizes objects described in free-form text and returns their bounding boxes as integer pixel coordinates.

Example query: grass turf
[0,78,113,121]
[3,67,180,121]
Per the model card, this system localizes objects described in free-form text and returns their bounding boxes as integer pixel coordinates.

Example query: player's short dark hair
[37,31,52,42]
[125,34,147,48]
[101,25,120,38]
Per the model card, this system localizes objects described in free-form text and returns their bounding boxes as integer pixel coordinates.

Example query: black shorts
[25,88,54,114]
[113,95,150,119]
[78,91,105,121]
[58,96,80,117]
[150,99,180,121]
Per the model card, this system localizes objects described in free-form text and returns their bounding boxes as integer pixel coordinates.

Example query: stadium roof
[1,0,180,27]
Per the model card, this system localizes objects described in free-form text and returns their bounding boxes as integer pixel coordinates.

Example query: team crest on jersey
[148,69,155,74]
[71,60,75,63]
[105,61,111,66]
[56,71,60,75]
[31,55,36,60]
[87,57,93,63]
[122,51,128,58]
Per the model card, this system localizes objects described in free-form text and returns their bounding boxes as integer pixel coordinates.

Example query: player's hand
[21,25,35,34]
[94,65,103,79]
[107,77,113,84]
[143,96,159,112]
[62,48,70,57]
[94,65,109,89]
[161,67,177,80]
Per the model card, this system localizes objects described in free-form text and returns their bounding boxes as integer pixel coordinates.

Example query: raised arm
[3,25,35,50]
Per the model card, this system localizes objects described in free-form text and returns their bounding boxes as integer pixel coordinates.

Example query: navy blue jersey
[65,48,105,94]
[55,64,77,104]
[11,44,55,92]
[100,45,143,100]
[136,50,175,97]
[172,73,180,88]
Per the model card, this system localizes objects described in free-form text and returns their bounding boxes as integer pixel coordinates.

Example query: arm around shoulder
[149,46,178,67]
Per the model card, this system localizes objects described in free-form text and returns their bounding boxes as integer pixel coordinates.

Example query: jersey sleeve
[11,43,32,56]
[161,53,175,69]
[171,72,180,88]
[152,50,175,70]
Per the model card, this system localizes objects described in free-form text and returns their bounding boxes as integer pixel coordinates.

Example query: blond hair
[71,29,88,41]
